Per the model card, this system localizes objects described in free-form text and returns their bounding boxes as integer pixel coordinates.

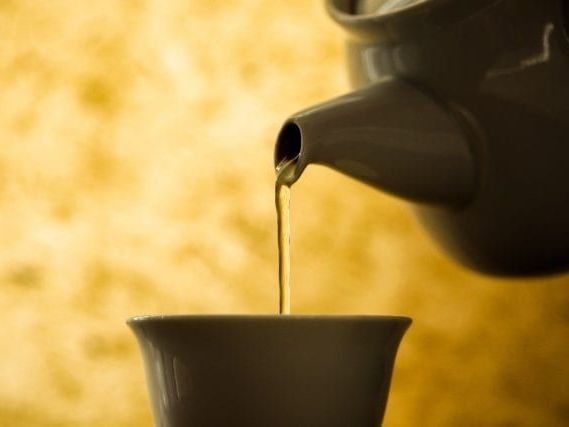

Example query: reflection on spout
[275,79,477,207]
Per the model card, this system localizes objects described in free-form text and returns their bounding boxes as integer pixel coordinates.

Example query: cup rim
[126,314,412,325]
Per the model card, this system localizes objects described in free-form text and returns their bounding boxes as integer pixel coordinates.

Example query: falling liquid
[275,158,297,315]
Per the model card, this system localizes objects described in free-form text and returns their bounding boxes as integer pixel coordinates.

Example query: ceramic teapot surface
[275,0,569,276]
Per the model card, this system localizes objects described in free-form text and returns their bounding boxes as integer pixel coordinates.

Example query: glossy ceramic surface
[277,0,569,275]
[129,315,411,427]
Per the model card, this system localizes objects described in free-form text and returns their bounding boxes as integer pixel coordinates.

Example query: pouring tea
[276,0,569,276]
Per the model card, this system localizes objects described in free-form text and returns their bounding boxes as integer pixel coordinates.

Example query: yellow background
[1,0,569,425]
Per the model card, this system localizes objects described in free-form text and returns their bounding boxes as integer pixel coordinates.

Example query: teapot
[275,0,569,276]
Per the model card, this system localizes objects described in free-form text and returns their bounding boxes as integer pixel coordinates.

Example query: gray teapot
[275,0,569,276]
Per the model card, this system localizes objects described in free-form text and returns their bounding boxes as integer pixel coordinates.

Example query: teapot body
[331,0,569,274]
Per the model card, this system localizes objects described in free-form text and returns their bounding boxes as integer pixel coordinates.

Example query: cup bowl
[128,315,411,427]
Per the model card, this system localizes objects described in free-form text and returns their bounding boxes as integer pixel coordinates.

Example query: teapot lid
[326,0,500,41]
[355,0,430,16]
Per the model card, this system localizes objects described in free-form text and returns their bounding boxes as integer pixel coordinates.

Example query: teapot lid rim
[326,0,501,38]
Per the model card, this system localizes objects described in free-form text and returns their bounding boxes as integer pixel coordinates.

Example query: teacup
[128,315,411,427]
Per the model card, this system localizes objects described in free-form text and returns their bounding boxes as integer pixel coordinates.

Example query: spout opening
[274,122,302,167]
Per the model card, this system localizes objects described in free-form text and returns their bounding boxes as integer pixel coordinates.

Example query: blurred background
[2,0,569,425]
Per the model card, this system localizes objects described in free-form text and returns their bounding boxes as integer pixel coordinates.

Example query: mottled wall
[1,1,569,426]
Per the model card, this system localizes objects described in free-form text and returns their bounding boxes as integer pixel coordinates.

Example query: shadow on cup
[128,315,411,427]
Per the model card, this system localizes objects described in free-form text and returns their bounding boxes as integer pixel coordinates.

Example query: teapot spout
[275,79,477,206]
